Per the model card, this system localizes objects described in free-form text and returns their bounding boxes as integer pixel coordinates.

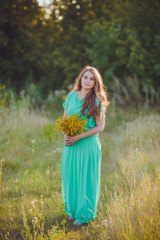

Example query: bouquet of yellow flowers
[55,114,87,136]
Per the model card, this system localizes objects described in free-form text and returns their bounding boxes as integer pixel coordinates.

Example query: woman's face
[81,70,95,90]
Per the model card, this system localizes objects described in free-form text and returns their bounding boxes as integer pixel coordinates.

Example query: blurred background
[0,0,160,110]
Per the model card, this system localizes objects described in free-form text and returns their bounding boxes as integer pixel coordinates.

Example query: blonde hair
[71,65,110,118]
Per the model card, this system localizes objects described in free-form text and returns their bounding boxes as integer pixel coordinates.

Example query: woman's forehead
[83,70,94,78]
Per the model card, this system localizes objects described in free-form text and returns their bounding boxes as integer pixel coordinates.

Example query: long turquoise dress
[61,91,104,224]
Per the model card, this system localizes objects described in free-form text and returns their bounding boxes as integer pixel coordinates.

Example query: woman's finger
[65,136,77,146]
[65,139,72,145]
[66,136,72,141]
[66,138,73,142]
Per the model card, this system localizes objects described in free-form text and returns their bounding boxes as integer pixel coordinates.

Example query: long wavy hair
[70,65,110,119]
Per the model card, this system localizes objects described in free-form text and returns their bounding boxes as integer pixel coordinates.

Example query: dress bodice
[63,91,104,132]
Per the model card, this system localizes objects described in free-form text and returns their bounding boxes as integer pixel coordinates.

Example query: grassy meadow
[0,102,160,240]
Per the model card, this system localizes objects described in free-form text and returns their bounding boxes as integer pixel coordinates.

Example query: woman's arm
[63,109,67,117]
[65,111,105,146]
[63,109,67,136]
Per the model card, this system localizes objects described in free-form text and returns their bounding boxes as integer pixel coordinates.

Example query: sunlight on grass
[0,105,159,239]
[108,169,160,240]
[105,114,160,240]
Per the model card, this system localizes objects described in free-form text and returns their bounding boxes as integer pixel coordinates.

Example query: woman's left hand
[65,135,79,146]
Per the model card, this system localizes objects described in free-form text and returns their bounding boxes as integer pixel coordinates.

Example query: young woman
[61,65,110,226]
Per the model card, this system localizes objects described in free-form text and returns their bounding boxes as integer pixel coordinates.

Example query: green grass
[0,104,160,239]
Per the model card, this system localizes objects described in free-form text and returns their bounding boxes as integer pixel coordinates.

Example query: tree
[0,0,46,91]
[87,0,160,102]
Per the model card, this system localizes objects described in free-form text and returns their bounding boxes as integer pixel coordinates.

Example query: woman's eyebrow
[84,74,94,79]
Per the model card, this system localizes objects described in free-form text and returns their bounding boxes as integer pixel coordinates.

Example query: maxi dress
[61,91,104,224]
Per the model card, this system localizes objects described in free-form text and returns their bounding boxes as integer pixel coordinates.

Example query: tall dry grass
[102,114,160,240]
[0,104,159,239]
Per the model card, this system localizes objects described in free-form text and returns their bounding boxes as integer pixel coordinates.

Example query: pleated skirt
[61,135,101,224]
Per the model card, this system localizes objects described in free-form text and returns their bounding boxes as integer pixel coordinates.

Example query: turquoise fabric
[61,91,104,224]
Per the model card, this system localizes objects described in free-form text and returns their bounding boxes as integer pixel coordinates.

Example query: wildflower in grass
[62,95,67,100]
[55,114,88,136]
[0,84,8,108]
[31,201,35,207]
[52,148,61,154]
[0,84,5,90]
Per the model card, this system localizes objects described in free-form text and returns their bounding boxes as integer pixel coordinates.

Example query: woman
[61,65,110,226]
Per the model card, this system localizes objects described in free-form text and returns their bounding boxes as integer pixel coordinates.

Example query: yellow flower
[0,84,5,90]
[0,84,7,108]
[55,114,87,136]
[62,95,67,100]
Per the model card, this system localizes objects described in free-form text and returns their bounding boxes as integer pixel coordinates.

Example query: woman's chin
[83,86,92,90]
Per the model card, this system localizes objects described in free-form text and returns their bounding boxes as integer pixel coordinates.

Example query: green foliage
[0,0,160,106]
[43,123,57,142]
[44,90,67,112]
[25,82,43,108]
[0,84,8,108]
[0,0,47,91]
[87,0,160,105]
[0,159,5,197]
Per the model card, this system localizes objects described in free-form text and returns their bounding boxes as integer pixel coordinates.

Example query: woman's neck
[78,88,91,99]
